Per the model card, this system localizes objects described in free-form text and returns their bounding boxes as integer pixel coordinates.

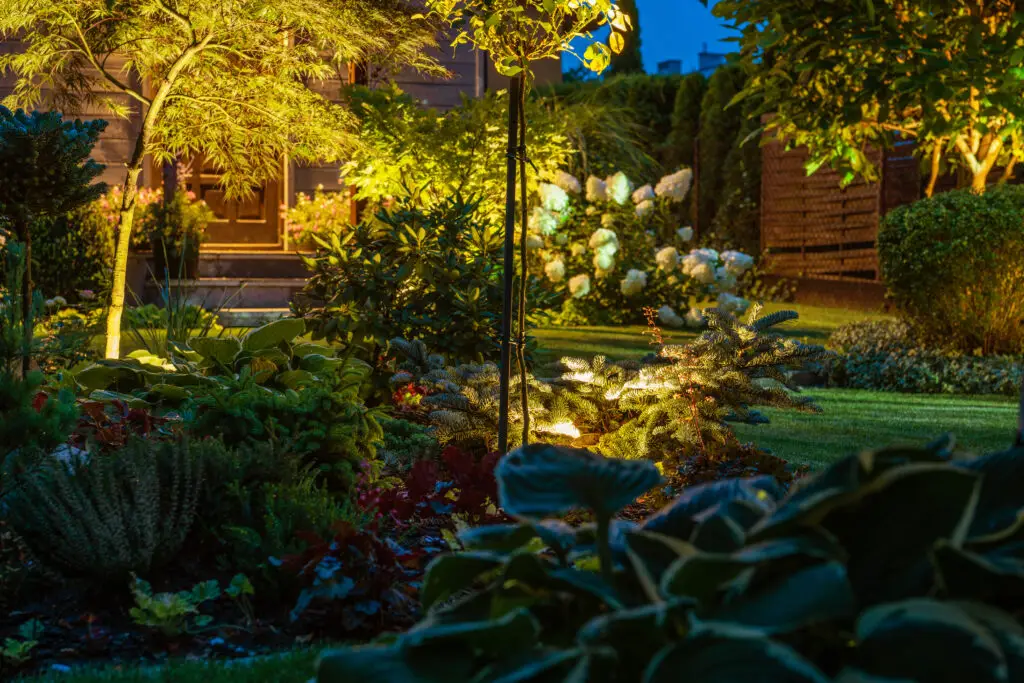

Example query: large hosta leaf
[623,530,696,601]
[956,448,1024,538]
[855,599,1012,683]
[932,541,1024,601]
[642,477,779,538]
[241,317,305,351]
[754,463,981,604]
[480,648,587,683]
[75,361,148,392]
[712,561,855,633]
[577,599,695,677]
[402,607,540,657]
[642,621,830,683]
[420,551,505,610]
[188,335,241,365]
[496,444,661,518]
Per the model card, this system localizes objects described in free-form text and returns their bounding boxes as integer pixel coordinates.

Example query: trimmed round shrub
[878,185,1024,355]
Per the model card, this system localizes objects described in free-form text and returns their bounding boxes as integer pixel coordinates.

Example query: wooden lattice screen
[760,140,883,281]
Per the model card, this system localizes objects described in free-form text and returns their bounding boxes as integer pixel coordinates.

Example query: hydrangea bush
[281,185,351,247]
[527,168,754,326]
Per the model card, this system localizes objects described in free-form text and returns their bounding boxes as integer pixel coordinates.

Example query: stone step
[143,277,307,310]
[218,308,291,328]
[197,251,313,279]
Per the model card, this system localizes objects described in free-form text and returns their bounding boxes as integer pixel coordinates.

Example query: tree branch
[55,12,151,107]
[925,140,943,198]
[155,0,197,42]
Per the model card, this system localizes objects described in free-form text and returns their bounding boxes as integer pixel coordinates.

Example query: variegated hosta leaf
[642,477,779,539]
[854,599,1017,683]
[496,443,662,518]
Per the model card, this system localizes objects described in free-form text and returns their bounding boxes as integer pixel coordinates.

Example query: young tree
[0,0,443,358]
[0,108,107,377]
[422,0,630,453]
[608,0,643,75]
[712,0,1024,194]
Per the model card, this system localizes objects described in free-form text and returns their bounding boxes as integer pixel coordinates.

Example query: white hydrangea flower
[717,292,751,314]
[53,296,67,306]
[635,199,654,218]
[655,168,693,202]
[605,171,632,205]
[585,176,608,202]
[677,226,694,242]
[680,250,711,276]
[585,205,599,216]
[568,273,591,298]
[658,305,685,329]
[631,184,655,204]
[538,182,570,214]
[721,250,755,276]
[685,306,706,329]
[619,269,648,296]
[601,213,615,228]
[655,246,679,271]
[690,262,716,285]
[715,266,737,291]
[571,243,587,257]
[545,259,566,283]
[555,233,569,245]
[526,234,545,250]
[593,251,616,272]
[691,247,720,263]
[551,170,581,194]
[529,206,560,236]
[589,228,619,256]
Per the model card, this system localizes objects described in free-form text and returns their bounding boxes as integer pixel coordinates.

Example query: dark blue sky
[563,0,737,74]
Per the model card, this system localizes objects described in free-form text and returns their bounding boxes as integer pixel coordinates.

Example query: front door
[181,157,282,249]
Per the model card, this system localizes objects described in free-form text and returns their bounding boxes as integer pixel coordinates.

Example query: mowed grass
[22,650,321,682]
[533,302,889,361]
[731,389,1019,469]
[535,304,1017,469]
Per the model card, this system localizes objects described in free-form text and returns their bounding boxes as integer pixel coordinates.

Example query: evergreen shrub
[878,185,1024,355]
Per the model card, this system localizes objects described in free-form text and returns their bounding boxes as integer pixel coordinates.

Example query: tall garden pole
[498,74,522,455]
[516,75,530,446]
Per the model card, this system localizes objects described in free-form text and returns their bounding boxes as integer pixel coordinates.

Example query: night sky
[563,0,737,74]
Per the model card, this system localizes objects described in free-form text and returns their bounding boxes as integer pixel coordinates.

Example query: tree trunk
[104,166,143,359]
[517,77,530,446]
[972,169,989,193]
[497,76,521,454]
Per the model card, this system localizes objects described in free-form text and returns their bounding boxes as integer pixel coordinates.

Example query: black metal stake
[497,75,522,455]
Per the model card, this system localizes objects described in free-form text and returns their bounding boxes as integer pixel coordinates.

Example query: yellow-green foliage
[6,436,205,581]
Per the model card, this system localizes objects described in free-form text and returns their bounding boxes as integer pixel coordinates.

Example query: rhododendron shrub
[528,168,754,326]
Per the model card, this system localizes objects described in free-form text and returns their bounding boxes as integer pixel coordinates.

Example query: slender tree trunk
[517,77,530,446]
[104,165,143,359]
[925,142,942,198]
[497,76,521,454]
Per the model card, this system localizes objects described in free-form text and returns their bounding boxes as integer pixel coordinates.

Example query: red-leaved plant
[71,399,169,451]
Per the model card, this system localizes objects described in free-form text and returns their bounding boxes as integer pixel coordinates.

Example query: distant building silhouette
[657,59,681,75]
[697,42,727,75]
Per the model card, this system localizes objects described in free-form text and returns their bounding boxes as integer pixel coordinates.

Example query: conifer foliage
[388,304,829,461]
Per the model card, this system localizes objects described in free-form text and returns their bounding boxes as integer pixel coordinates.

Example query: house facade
[0,38,561,253]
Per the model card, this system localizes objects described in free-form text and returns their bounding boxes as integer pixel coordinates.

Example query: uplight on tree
[0,0,444,358]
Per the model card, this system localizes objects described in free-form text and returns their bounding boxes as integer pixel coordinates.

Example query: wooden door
[181,157,282,248]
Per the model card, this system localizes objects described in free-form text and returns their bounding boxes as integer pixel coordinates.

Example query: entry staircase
[139,251,312,327]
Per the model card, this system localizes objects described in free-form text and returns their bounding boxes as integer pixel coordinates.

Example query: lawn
[731,389,1019,469]
[533,302,889,361]
[24,650,320,682]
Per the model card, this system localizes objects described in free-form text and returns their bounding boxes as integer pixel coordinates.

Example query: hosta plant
[318,436,1024,683]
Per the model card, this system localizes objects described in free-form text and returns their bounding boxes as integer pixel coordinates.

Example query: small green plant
[129,576,221,638]
[0,619,42,666]
[226,573,257,629]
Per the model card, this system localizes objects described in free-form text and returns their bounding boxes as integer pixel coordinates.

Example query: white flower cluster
[538,182,571,214]
[655,246,679,271]
[635,199,654,218]
[545,258,566,283]
[677,226,694,242]
[606,172,632,205]
[45,295,68,309]
[589,228,619,273]
[585,176,607,202]
[631,184,655,204]
[655,168,693,202]
[657,304,708,330]
[568,273,591,298]
[619,269,648,296]
[551,170,582,195]
[717,292,750,314]
[529,206,559,235]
